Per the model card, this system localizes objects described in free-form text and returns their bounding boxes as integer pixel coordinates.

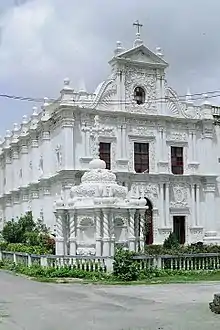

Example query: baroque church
[1,23,220,252]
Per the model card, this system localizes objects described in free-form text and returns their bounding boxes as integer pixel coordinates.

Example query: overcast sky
[0,0,220,134]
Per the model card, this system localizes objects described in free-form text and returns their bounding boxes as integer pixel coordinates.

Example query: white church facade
[1,25,220,252]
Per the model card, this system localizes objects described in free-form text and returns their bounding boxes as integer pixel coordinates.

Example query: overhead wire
[0,89,220,105]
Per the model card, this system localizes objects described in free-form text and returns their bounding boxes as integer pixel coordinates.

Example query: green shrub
[163,232,180,250]
[1,212,55,254]
[113,247,139,281]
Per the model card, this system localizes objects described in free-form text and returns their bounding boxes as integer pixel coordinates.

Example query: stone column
[102,210,110,256]
[120,123,127,158]
[81,124,90,158]
[20,145,28,186]
[159,128,164,159]
[55,210,65,255]
[12,147,19,189]
[196,184,200,227]
[156,71,165,115]
[129,209,136,251]
[139,210,145,251]
[109,211,115,257]
[159,183,165,227]
[165,183,170,227]
[69,210,76,255]
[189,131,194,162]
[62,119,75,170]
[95,209,102,256]
[204,183,217,238]
[30,135,39,183]
[5,151,12,193]
[42,130,51,178]
[191,184,196,227]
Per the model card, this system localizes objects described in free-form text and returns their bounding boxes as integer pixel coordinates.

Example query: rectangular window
[171,146,184,174]
[99,142,111,170]
[173,216,185,244]
[134,142,149,173]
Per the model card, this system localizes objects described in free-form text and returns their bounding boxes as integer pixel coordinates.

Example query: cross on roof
[133,20,143,34]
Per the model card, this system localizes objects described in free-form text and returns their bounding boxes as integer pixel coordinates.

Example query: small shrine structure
[54,159,148,256]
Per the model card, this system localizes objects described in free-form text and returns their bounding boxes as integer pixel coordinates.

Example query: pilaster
[203,181,217,240]
[41,128,52,178]
[157,127,169,173]
[62,118,75,170]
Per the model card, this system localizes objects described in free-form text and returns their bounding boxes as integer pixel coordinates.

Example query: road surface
[0,271,220,329]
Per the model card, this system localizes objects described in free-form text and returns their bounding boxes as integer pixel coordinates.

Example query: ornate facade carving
[55,144,62,169]
[124,66,157,112]
[170,184,189,208]
[166,131,187,142]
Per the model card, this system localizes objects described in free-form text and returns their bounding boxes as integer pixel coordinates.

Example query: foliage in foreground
[144,242,220,256]
[0,212,55,254]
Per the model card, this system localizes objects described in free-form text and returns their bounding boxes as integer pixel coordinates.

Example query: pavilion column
[95,209,102,256]
[129,209,136,251]
[139,210,145,251]
[102,210,110,256]
[69,210,76,255]
[109,212,115,257]
[55,210,65,255]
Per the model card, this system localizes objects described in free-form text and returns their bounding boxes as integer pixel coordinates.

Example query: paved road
[0,271,220,330]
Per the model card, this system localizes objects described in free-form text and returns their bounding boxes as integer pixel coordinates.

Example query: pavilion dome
[69,159,128,205]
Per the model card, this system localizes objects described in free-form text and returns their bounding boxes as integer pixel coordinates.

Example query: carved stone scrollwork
[166,131,187,142]
[170,184,189,208]
[76,247,96,256]
[55,144,62,169]
[124,66,157,113]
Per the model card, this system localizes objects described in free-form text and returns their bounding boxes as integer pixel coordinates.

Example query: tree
[1,212,51,245]
[1,219,22,243]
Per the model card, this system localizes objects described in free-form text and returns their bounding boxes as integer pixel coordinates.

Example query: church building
[1,22,220,248]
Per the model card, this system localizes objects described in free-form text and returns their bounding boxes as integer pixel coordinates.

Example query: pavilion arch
[135,197,153,250]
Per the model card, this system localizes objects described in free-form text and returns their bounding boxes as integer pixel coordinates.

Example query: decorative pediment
[113,45,168,68]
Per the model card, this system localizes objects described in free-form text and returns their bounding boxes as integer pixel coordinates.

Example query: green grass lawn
[30,271,220,285]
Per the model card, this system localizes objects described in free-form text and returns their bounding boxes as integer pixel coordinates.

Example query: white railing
[1,251,220,273]
[0,251,113,272]
[133,253,220,271]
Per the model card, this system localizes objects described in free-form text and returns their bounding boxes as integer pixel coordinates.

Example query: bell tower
[109,22,169,114]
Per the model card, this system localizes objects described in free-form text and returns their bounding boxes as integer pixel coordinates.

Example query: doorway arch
[144,198,153,245]
[135,197,154,250]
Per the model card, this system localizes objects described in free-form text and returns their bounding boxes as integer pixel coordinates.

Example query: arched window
[134,87,145,105]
